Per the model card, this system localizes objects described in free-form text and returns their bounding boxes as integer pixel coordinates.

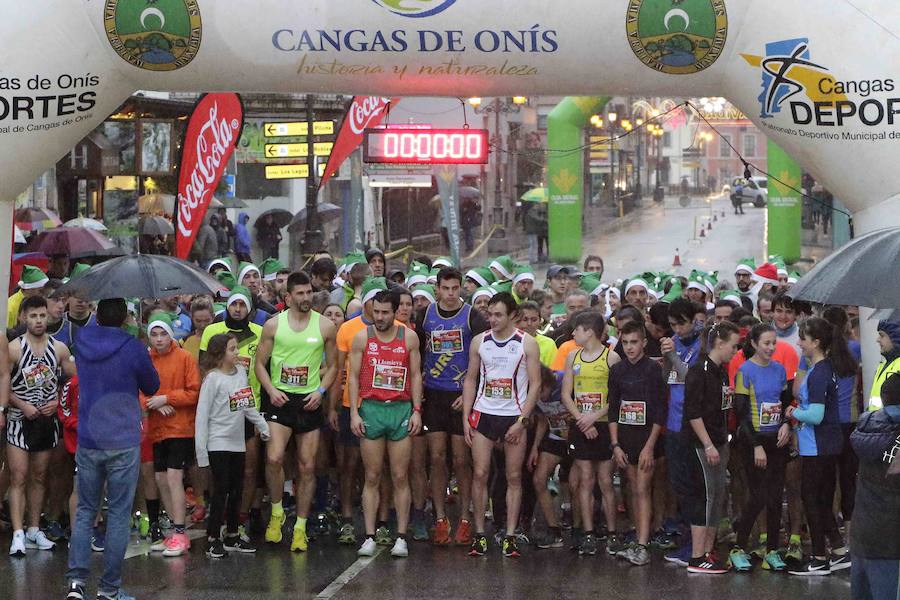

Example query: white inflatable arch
[3,0,899,376]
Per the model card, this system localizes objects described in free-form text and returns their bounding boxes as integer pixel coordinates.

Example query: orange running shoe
[454,519,472,546]
[432,518,451,545]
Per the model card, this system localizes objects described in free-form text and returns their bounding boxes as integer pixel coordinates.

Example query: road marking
[315,547,383,599]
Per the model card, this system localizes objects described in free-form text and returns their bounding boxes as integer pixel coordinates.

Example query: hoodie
[74,326,160,450]
[142,340,201,443]
[235,212,251,255]
[870,319,900,410]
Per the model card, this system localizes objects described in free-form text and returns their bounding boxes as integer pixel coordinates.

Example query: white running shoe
[25,528,55,550]
[9,530,26,556]
[357,537,377,557]
[390,537,409,558]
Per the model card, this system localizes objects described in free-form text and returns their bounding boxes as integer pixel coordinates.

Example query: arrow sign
[263,121,335,137]
[264,142,333,158]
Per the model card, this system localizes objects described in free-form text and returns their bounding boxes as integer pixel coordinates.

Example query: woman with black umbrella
[255,214,282,261]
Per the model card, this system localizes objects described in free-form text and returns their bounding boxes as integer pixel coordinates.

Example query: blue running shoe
[664,541,693,567]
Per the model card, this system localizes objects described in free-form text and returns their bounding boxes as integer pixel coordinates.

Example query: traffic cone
[672,248,682,267]
[699,227,706,238]
[707,220,712,230]
[713,213,718,222]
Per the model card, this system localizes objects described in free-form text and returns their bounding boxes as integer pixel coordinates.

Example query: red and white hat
[753,262,779,286]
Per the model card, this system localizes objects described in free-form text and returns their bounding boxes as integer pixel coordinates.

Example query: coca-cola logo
[177,103,240,237]
[349,96,392,135]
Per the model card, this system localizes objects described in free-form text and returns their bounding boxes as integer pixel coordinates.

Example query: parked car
[730,177,767,208]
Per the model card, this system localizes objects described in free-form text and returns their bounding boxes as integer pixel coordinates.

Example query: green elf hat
[147,312,175,339]
[427,266,441,285]
[788,271,801,284]
[260,258,285,282]
[361,277,388,304]
[432,256,453,269]
[406,261,430,287]
[412,284,436,304]
[579,274,603,296]
[490,280,513,295]
[343,251,367,268]
[703,271,719,295]
[216,270,236,298]
[69,262,91,280]
[623,276,650,298]
[773,260,788,278]
[465,267,495,288]
[513,266,535,285]
[236,261,261,285]
[207,257,234,274]
[661,279,684,303]
[719,289,743,306]
[18,265,48,290]
[471,286,496,303]
[734,257,756,276]
[488,255,517,281]
[213,302,227,317]
[686,269,708,294]
[227,285,253,310]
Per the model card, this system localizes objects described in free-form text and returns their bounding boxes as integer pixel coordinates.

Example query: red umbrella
[26,227,117,259]
[15,207,63,232]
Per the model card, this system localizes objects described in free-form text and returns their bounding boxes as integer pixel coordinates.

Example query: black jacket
[683,356,731,448]
[850,406,900,559]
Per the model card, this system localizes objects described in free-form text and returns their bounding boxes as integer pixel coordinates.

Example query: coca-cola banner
[318,96,399,189]
[175,93,244,260]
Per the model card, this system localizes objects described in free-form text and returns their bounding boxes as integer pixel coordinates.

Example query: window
[719,134,732,158]
[663,132,672,148]
[743,134,757,158]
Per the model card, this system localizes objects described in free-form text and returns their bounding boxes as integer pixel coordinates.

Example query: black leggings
[836,423,858,522]
[208,451,246,539]
[801,454,842,556]
[735,437,787,551]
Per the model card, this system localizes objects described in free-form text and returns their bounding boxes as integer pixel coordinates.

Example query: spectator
[191,216,218,269]
[524,203,548,264]
[255,214,282,261]
[460,196,481,253]
[235,212,252,263]
[217,207,236,250]
[210,214,230,257]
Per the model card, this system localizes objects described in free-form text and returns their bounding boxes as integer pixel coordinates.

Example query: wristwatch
[317,386,328,396]
[610,442,621,451]
[517,415,531,427]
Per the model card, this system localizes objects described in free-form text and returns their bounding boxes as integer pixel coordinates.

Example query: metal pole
[494,99,503,239]
[636,130,642,199]
[610,126,616,206]
[302,94,324,255]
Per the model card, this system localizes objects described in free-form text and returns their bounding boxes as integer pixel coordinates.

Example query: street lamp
[635,118,645,198]
[469,96,525,253]
[608,111,618,206]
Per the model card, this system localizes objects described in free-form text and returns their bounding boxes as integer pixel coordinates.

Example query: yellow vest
[869,356,900,411]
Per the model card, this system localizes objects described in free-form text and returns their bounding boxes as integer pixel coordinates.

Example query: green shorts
[360,400,412,442]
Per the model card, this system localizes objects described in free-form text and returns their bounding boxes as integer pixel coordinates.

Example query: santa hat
[686,270,708,294]
[432,256,453,269]
[406,262,429,287]
[488,255,516,281]
[237,262,261,285]
[465,267,495,288]
[207,257,233,274]
[147,313,175,339]
[624,278,650,296]
[753,262,780,286]
[734,258,756,276]
[226,285,253,310]
[18,265,48,290]
[411,285,436,304]
[361,277,388,304]
[513,267,535,285]
[472,287,496,302]
[260,258,285,282]
[719,289,743,306]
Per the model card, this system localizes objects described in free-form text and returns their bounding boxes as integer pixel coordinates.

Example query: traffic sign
[264,121,334,137]
[264,142,333,158]
[264,163,327,180]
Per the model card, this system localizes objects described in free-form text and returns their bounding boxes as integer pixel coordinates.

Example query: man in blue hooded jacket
[850,373,900,600]
[66,299,160,600]
[235,211,252,263]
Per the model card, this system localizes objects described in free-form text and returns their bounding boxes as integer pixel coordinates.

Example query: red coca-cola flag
[318,96,399,189]
[175,93,244,259]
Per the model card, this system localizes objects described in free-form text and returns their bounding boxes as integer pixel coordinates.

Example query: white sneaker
[390,537,408,558]
[9,530,26,556]
[357,537,377,557]
[25,528,55,550]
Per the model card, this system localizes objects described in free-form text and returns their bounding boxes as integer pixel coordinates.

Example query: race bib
[236,356,251,370]
[280,365,309,387]
[229,387,254,411]
[485,378,513,400]
[722,385,734,410]
[575,391,603,414]
[759,402,782,426]
[619,400,647,426]
[22,362,54,389]
[667,370,684,385]
[431,329,464,354]
[373,363,408,391]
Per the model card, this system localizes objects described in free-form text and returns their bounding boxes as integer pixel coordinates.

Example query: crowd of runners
[2,248,899,600]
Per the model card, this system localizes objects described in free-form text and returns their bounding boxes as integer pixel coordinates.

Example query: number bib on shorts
[618,400,647,426]
[280,365,309,388]
[229,387,254,411]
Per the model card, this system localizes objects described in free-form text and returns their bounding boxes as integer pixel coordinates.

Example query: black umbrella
[288,202,343,232]
[788,227,900,308]
[139,215,175,236]
[255,208,293,229]
[220,197,248,209]
[54,254,224,301]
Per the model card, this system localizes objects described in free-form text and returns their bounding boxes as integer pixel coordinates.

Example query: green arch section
[547,96,611,263]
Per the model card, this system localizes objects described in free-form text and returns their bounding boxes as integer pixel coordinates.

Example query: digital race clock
[363,128,490,165]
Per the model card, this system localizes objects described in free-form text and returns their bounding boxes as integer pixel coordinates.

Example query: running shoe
[291,526,309,552]
[502,536,521,558]
[90,527,105,552]
[96,591,136,600]
[66,581,86,600]
[560,508,573,530]
[432,518,451,545]
[664,542,693,567]
[534,532,564,549]
[728,547,753,572]
[357,537,377,557]
[45,520,67,542]
[224,536,257,554]
[687,552,730,574]
[338,523,357,545]
[162,532,191,557]
[662,518,682,537]
[190,504,207,524]
[626,544,651,566]
[650,529,677,550]
[454,519,472,545]
[374,525,393,546]
[569,528,584,553]
[265,512,286,544]
[207,539,226,559]
[580,532,599,556]
[237,524,250,544]
[788,557,831,576]
[469,534,488,557]
[9,530,25,557]
[390,537,409,558]
[149,529,167,552]
[311,512,330,537]
[762,550,787,571]
[616,543,634,560]
[26,528,56,550]
[606,534,627,556]
[784,541,803,563]
[749,541,768,560]
[411,517,429,542]
[829,552,851,572]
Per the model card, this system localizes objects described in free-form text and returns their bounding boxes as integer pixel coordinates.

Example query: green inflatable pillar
[766,141,803,263]
[547,96,611,263]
